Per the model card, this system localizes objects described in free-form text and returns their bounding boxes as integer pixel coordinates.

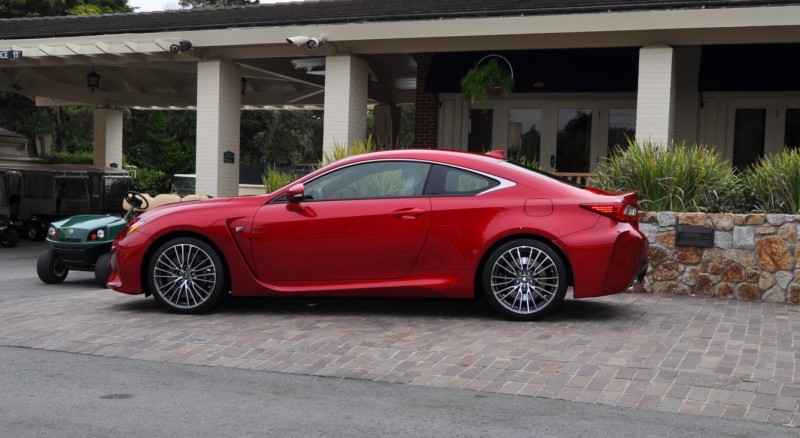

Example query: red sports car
[108,149,648,320]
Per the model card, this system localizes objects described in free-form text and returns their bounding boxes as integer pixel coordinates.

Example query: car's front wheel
[37,248,68,284]
[147,237,228,314]
[482,239,567,321]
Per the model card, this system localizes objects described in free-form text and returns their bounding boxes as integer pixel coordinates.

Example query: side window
[429,165,499,196]
[304,161,431,200]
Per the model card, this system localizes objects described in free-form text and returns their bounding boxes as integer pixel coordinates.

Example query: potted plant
[460,56,515,108]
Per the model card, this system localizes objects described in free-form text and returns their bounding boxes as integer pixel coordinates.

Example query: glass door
[468,109,493,153]
[726,100,776,169]
[779,106,800,151]
[551,106,595,172]
[507,108,542,166]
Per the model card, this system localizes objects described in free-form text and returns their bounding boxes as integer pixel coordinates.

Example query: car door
[251,161,432,282]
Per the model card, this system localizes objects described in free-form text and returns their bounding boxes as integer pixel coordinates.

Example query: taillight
[581,203,638,223]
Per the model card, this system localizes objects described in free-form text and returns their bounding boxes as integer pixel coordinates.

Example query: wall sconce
[87,67,100,92]
[241,78,247,95]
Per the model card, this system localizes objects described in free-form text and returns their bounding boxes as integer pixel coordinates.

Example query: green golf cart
[36,191,210,287]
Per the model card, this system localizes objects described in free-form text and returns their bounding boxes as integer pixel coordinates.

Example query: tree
[0,1,132,18]
[125,110,196,176]
[179,0,258,8]
[0,1,133,157]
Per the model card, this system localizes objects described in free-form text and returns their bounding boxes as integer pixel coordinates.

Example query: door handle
[391,207,427,219]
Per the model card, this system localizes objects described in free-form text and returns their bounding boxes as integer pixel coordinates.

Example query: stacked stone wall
[636,212,800,304]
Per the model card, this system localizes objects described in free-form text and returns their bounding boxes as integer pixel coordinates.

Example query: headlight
[48,227,57,239]
[89,228,107,241]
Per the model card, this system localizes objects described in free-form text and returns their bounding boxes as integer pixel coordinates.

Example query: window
[303,161,431,200]
[428,165,499,196]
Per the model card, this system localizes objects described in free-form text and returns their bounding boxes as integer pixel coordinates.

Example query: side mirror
[286,184,305,203]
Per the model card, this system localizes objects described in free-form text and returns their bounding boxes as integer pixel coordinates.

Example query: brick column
[92,107,123,169]
[323,54,368,161]
[196,59,241,197]
[635,44,677,146]
[413,54,438,148]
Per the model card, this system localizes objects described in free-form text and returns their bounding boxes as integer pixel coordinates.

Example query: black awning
[699,44,800,92]
[424,48,639,94]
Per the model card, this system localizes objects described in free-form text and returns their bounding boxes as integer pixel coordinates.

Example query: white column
[92,107,123,169]
[196,59,240,197]
[323,54,368,161]
[635,44,677,146]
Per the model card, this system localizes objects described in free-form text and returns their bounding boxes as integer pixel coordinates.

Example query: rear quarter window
[428,165,499,196]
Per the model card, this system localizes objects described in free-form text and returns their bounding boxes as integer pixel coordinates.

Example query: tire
[482,239,567,321]
[94,252,111,288]
[0,228,18,248]
[26,224,44,241]
[147,237,228,314]
[37,248,69,284]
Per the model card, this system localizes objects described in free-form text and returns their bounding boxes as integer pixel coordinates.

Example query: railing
[554,172,596,187]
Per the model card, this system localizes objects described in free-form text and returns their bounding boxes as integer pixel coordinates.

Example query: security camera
[286,36,310,46]
[305,37,322,50]
[286,35,326,50]
[169,40,193,53]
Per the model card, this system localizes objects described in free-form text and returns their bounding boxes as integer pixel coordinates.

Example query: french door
[463,98,636,171]
[725,99,800,169]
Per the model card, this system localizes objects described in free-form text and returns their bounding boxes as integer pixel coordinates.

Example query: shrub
[262,165,297,193]
[594,140,744,212]
[322,135,379,164]
[39,151,92,164]
[747,148,800,214]
[129,166,166,196]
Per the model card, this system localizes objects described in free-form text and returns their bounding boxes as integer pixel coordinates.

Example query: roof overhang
[0,5,799,109]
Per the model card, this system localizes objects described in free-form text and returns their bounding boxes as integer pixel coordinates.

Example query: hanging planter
[460,54,515,108]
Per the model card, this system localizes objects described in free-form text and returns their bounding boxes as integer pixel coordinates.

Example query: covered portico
[1,1,799,195]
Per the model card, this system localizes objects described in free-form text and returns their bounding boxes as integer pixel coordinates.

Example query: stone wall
[635,212,800,304]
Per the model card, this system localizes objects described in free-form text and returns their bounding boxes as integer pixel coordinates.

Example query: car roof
[333,149,504,169]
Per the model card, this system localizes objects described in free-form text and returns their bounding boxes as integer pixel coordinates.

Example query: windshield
[173,174,196,196]
[103,176,132,212]
[0,175,7,208]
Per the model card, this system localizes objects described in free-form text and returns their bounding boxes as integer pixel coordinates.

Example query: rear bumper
[561,222,648,298]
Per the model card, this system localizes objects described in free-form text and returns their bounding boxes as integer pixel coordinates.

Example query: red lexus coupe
[109,149,648,320]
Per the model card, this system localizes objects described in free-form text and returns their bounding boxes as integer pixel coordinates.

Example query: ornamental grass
[746,148,800,214]
[594,140,745,212]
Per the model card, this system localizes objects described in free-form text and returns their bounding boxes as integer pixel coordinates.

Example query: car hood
[137,195,263,222]
[51,214,125,230]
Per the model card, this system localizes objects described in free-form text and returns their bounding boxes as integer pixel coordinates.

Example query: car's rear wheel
[0,228,18,248]
[482,239,567,321]
[37,248,68,284]
[94,252,110,288]
[147,237,227,314]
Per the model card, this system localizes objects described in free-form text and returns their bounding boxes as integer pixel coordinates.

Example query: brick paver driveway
[1,286,798,428]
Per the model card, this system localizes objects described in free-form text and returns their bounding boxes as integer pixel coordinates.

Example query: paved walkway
[1,290,798,428]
